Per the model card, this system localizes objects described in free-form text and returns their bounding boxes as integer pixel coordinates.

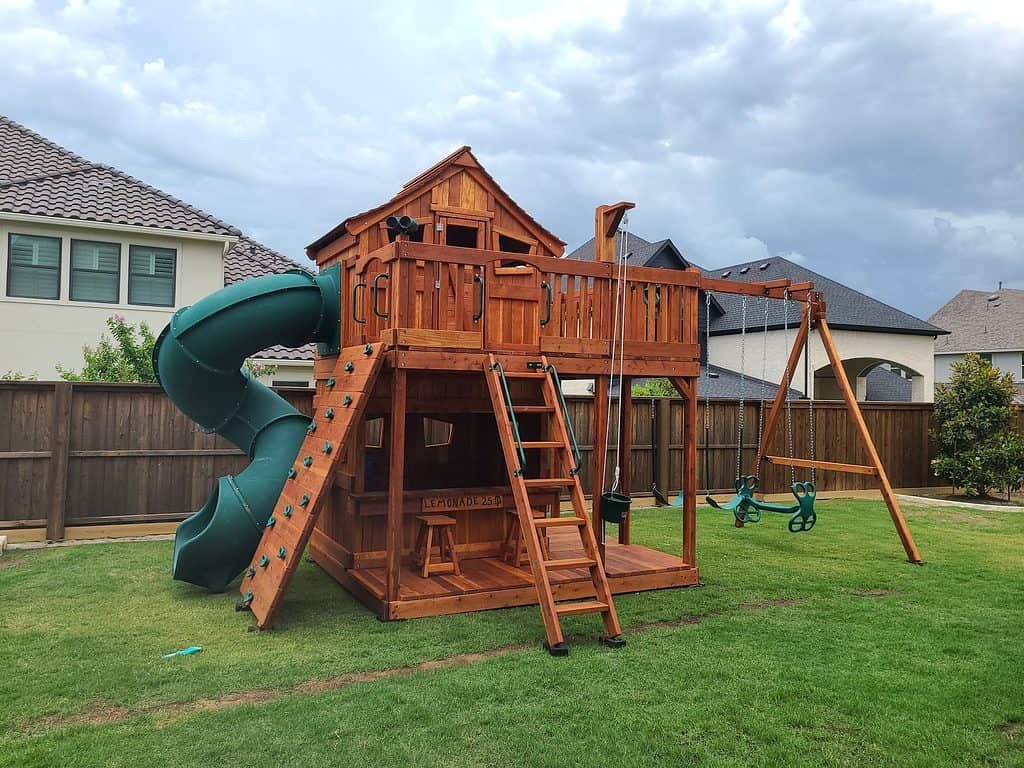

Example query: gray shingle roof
[701,256,945,337]
[0,115,239,237]
[604,365,801,400]
[865,366,912,401]
[930,289,1024,354]
[224,237,314,362]
[565,232,686,268]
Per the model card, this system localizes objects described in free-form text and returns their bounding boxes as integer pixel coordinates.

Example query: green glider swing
[703,291,818,533]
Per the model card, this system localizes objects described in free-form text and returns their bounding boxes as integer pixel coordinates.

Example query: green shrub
[932,353,1024,497]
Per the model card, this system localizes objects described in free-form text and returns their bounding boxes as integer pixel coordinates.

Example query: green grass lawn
[2,499,1022,767]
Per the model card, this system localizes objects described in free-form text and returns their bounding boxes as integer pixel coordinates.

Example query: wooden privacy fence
[0,381,944,538]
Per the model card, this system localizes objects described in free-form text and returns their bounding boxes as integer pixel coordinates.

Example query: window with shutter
[128,245,176,306]
[7,234,61,299]
[70,239,120,303]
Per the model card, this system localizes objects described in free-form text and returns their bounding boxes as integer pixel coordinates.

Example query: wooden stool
[414,514,461,578]
[502,509,550,567]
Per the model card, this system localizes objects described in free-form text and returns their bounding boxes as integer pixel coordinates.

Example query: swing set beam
[752,293,923,564]
[763,456,878,476]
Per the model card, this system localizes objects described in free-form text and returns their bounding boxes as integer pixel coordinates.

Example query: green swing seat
[707,475,817,532]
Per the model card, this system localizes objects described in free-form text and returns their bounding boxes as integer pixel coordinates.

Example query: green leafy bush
[631,378,677,397]
[932,353,1024,497]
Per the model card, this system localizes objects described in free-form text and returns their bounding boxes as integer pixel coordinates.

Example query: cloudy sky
[2,0,1022,318]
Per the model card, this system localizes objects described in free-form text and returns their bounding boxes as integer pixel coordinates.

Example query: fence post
[47,382,72,541]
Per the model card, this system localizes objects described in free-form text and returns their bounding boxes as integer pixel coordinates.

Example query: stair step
[533,516,586,528]
[523,477,573,488]
[521,441,562,449]
[555,600,609,617]
[513,405,554,413]
[543,557,597,570]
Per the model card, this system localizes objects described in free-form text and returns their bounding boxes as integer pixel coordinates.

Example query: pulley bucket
[600,491,631,524]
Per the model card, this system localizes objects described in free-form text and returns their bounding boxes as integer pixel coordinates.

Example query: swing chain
[704,290,713,493]
[736,295,747,482]
[754,296,770,480]
[783,290,796,486]
[807,298,816,485]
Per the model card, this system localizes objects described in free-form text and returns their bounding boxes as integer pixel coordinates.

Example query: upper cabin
[305,147,702,380]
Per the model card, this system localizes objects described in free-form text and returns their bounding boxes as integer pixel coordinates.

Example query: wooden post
[816,317,923,563]
[656,396,670,499]
[618,378,633,544]
[594,202,636,263]
[48,382,72,541]
[669,376,698,566]
[592,375,609,559]
[385,369,407,608]
[755,303,811,466]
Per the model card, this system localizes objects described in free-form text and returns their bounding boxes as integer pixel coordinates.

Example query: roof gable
[307,146,565,255]
[0,115,239,237]
[565,231,690,269]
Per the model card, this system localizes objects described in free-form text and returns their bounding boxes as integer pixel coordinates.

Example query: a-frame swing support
[754,293,923,564]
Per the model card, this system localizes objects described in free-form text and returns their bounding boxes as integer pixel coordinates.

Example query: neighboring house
[0,116,313,385]
[930,288,1024,402]
[566,232,946,401]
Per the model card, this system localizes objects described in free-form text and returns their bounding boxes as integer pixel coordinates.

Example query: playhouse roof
[306,146,566,254]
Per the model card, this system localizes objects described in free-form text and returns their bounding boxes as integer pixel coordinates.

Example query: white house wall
[0,217,224,379]
[935,351,1023,384]
[707,327,936,402]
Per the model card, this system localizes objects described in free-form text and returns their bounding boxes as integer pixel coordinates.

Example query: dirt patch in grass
[850,588,904,598]
[22,598,800,734]
[998,719,1022,741]
[0,556,26,571]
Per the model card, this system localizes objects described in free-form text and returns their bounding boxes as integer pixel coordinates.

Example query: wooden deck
[311,529,699,620]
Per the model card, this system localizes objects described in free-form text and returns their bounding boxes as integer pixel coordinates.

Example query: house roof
[307,145,565,253]
[564,231,688,268]
[224,236,314,363]
[930,289,1024,354]
[0,115,239,237]
[864,366,912,401]
[701,256,945,337]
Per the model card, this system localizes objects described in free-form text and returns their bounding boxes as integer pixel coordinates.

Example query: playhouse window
[70,239,120,303]
[445,224,478,249]
[498,234,531,255]
[364,417,384,448]
[423,417,454,447]
[7,233,61,300]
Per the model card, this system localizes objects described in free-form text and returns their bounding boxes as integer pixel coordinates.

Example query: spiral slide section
[154,266,341,591]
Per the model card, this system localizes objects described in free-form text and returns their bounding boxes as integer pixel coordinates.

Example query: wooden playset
[236,148,921,654]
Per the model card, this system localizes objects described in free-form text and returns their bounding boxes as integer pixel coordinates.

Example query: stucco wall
[935,351,1023,383]
[0,217,225,379]
[708,327,937,402]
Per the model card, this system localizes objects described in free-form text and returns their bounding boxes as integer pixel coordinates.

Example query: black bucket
[600,491,631,524]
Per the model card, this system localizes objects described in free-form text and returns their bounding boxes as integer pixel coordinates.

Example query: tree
[931,353,1024,498]
[58,314,278,383]
[631,378,677,397]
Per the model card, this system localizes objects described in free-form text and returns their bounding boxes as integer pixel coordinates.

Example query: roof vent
[739,266,750,274]
[759,262,769,270]
[721,270,731,278]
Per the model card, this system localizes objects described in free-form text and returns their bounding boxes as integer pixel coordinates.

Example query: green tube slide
[154,265,341,592]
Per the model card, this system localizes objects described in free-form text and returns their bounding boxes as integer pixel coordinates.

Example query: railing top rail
[354,241,814,298]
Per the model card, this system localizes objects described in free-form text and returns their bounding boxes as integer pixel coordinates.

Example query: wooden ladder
[239,343,385,629]
[484,354,624,655]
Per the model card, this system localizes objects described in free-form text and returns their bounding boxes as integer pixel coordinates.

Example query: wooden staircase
[484,354,624,655]
[239,343,384,629]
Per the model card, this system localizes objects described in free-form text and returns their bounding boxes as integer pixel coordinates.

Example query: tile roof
[224,237,315,362]
[0,115,239,237]
[930,289,1024,354]
[700,255,945,337]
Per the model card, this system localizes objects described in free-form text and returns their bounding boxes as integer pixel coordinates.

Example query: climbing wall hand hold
[342,395,352,407]
[287,468,297,480]
[326,377,336,388]
[276,546,287,559]
[284,504,293,518]
[325,408,335,420]
[303,456,313,467]
[299,494,310,507]
[307,422,316,433]
[345,361,355,373]
[259,555,270,568]
[236,591,254,611]
[364,344,373,355]
[322,441,333,455]
[266,515,276,528]
[246,567,256,578]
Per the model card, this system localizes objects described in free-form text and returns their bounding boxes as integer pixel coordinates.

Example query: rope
[703,289,713,493]
[783,290,795,485]
[736,295,747,481]
[807,297,816,485]
[603,220,630,494]
[754,296,770,480]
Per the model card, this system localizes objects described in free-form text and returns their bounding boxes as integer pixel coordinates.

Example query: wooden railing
[339,240,702,356]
